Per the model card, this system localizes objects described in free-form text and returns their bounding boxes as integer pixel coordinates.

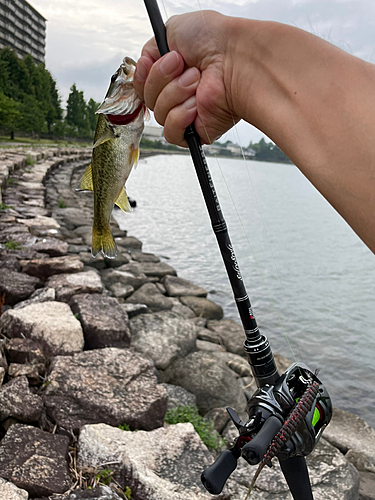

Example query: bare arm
[134,11,375,253]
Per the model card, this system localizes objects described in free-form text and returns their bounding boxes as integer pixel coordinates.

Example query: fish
[76,56,148,259]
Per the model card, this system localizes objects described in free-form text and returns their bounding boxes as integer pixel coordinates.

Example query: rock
[0,478,28,500]
[130,251,160,263]
[107,282,134,298]
[47,270,103,301]
[66,485,124,499]
[0,253,21,271]
[161,383,197,410]
[225,437,359,500]
[100,267,148,291]
[0,270,43,306]
[5,338,45,365]
[136,261,177,278]
[0,424,71,497]
[161,351,247,415]
[20,255,84,279]
[170,299,197,318]
[196,339,225,352]
[70,293,131,349]
[30,238,69,256]
[0,376,43,422]
[78,251,106,270]
[13,287,56,309]
[207,319,246,356]
[130,311,197,370]
[204,407,231,433]
[103,251,130,268]
[197,328,221,344]
[179,296,223,320]
[120,303,147,318]
[17,215,60,229]
[114,236,142,249]
[8,363,43,385]
[324,407,375,473]
[43,348,167,431]
[54,207,91,229]
[126,283,174,312]
[77,422,216,500]
[0,301,84,356]
[163,275,207,297]
[358,471,375,500]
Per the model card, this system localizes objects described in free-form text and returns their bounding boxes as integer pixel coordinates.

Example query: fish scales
[76,57,147,259]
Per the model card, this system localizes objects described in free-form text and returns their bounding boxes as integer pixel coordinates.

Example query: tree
[248,137,292,164]
[66,84,91,137]
[0,91,20,137]
[87,98,100,135]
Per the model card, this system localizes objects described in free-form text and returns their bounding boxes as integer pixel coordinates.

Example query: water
[114,154,375,428]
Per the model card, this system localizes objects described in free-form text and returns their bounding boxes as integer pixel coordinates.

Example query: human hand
[133,10,240,147]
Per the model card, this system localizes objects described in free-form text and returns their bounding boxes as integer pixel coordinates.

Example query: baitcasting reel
[201,363,332,495]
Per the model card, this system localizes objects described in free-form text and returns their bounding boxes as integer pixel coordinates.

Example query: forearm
[227,18,375,252]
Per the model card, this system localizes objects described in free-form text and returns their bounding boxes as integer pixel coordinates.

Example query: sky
[30,0,375,146]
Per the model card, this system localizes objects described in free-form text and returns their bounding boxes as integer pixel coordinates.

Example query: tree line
[248,137,292,163]
[0,47,99,139]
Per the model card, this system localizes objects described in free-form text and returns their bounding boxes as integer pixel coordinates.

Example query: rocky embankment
[0,146,374,500]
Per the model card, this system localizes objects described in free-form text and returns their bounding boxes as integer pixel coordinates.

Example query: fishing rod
[142,2,332,498]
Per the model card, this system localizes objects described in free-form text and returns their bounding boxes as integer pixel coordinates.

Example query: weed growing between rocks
[4,239,21,250]
[165,405,225,451]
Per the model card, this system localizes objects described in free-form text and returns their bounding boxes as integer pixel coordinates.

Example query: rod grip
[241,416,283,465]
[201,449,238,494]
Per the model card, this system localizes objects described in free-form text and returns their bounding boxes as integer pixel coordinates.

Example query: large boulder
[163,275,207,297]
[0,376,43,422]
[43,347,167,431]
[0,478,28,500]
[100,267,148,291]
[0,424,71,497]
[130,311,198,370]
[207,319,246,356]
[0,270,43,306]
[47,270,103,302]
[20,255,84,279]
[70,293,131,349]
[77,423,217,500]
[161,351,247,415]
[126,283,174,312]
[324,407,375,473]
[179,296,223,320]
[0,301,84,356]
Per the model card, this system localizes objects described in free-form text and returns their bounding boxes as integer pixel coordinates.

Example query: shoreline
[0,146,374,499]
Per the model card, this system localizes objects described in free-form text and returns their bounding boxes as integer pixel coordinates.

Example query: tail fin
[92,225,117,259]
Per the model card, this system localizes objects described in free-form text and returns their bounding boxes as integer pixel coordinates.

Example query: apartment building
[0,0,46,64]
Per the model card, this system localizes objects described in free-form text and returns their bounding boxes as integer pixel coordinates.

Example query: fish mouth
[96,57,143,117]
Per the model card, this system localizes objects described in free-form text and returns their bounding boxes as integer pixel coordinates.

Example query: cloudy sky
[30,0,375,145]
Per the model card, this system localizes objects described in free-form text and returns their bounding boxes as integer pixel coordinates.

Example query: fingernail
[135,58,148,82]
[159,51,180,76]
[178,67,199,87]
[184,95,196,110]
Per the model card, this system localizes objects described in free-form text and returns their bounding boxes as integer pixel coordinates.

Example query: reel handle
[241,415,283,465]
[201,449,238,495]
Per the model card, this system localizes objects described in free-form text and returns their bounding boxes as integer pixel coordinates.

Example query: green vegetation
[0,47,100,141]
[124,486,132,499]
[164,405,225,451]
[95,468,113,486]
[4,239,21,250]
[118,423,131,431]
[248,137,292,164]
[0,202,12,210]
[57,198,67,208]
[140,137,182,152]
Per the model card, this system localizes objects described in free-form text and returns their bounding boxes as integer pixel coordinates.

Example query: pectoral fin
[114,186,130,213]
[130,145,140,169]
[75,163,93,192]
[92,129,116,149]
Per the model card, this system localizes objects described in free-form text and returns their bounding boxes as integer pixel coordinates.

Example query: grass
[57,198,67,208]
[0,202,13,210]
[118,423,131,431]
[164,405,225,451]
[4,239,21,250]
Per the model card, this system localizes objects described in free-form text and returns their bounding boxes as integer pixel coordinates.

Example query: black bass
[76,57,148,258]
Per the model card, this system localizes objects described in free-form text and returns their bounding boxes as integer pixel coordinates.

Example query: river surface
[114,154,375,428]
